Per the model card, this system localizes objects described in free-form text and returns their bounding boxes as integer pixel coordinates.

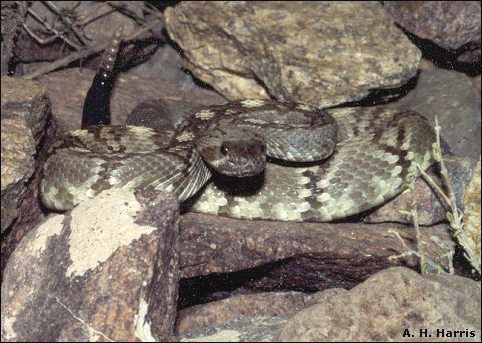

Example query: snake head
[197,127,266,177]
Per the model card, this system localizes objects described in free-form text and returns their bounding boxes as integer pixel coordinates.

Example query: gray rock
[443,156,479,212]
[385,1,481,63]
[176,290,346,336]
[392,67,481,163]
[39,67,224,132]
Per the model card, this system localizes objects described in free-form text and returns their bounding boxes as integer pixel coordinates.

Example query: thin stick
[22,19,162,80]
[42,1,86,46]
[25,7,82,50]
[416,116,479,274]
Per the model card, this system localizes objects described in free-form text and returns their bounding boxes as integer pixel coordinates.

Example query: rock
[129,44,193,86]
[0,1,28,75]
[392,67,481,163]
[1,189,180,341]
[462,158,481,274]
[443,156,478,211]
[473,75,481,93]
[176,289,344,342]
[179,213,454,289]
[0,77,50,233]
[363,173,446,225]
[385,1,481,63]
[278,267,481,342]
[39,66,224,132]
[178,316,286,342]
[364,155,478,226]
[1,77,55,280]
[176,289,346,338]
[164,2,421,107]
[0,119,35,232]
[0,76,50,153]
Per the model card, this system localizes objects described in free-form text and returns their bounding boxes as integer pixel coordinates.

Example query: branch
[22,19,162,80]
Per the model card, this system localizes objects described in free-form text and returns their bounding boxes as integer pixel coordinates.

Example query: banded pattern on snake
[41,98,435,221]
[40,33,436,222]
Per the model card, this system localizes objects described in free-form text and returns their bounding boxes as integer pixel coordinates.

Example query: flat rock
[1,189,180,341]
[179,213,455,289]
[278,267,481,342]
[178,317,286,342]
[179,316,286,342]
[164,1,421,106]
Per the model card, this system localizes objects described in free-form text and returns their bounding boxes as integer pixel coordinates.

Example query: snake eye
[220,145,228,156]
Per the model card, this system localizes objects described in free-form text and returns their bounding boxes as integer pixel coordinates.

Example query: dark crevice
[397,24,480,77]
[177,252,385,310]
[329,71,421,109]
[178,258,310,310]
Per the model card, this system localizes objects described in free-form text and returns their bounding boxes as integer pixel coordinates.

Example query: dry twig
[22,18,162,80]
[395,116,479,275]
[419,117,479,275]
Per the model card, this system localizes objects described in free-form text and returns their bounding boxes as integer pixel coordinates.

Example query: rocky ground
[1,1,480,341]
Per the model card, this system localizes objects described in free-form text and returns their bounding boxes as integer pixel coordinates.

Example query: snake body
[40,31,435,221]
[41,98,435,221]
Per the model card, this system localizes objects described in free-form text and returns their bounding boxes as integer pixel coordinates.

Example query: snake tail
[81,27,123,128]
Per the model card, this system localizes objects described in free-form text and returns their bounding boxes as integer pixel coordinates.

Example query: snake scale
[40,36,436,222]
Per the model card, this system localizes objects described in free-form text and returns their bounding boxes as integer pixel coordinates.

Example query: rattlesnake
[40,35,436,222]
[40,98,435,221]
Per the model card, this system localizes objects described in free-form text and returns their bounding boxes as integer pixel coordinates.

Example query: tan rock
[176,290,346,336]
[462,158,481,274]
[1,77,49,232]
[1,189,180,341]
[179,213,455,287]
[278,267,481,342]
[164,2,421,106]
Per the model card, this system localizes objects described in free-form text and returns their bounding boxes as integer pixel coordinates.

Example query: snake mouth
[211,156,266,177]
